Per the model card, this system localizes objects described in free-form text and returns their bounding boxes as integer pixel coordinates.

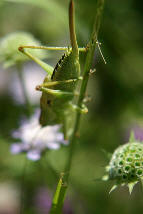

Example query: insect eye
[47,100,52,105]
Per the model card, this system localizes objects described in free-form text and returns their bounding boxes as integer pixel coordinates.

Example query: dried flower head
[0,32,46,68]
[103,133,143,194]
[11,110,68,161]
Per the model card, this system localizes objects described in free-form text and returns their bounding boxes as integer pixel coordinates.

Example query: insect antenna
[69,0,78,55]
[96,40,107,64]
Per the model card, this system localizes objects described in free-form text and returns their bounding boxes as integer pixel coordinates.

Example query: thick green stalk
[50,0,105,213]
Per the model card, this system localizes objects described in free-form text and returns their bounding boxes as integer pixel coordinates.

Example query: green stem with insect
[50,0,105,213]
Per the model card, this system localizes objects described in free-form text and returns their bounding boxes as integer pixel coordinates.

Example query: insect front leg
[36,86,75,99]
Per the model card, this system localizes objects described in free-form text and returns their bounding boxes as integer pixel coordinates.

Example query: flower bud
[103,133,143,194]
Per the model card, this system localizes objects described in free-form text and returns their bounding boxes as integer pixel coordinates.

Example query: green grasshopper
[18,0,106,139]
[18,0,88,139]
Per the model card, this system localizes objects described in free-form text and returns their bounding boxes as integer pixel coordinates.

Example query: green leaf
[129,131,136,142]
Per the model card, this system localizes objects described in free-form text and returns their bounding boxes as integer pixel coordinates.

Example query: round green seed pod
[103,139,143,193]
[0,32,47,68]
[108,142,143,183]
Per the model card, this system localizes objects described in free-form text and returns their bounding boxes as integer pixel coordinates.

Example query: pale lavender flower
[11,110,68,161]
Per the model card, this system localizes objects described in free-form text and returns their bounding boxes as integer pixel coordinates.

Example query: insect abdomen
[51,50,80,92]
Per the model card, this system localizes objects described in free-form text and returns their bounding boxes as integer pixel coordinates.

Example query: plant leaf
[128,181,138,194]
[109,185,117,194]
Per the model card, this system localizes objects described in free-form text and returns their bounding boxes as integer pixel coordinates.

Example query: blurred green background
[0,0,143,213]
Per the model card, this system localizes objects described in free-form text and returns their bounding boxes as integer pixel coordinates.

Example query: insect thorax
[40,92,71,126]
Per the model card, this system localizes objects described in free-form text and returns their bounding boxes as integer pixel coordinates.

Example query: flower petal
[27,150,41,161]
[10,143,23,154]
[46,142,60,150]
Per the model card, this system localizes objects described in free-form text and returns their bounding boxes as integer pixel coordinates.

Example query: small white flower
[11,110,68,161]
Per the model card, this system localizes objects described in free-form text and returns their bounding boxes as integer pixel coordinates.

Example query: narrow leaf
[129,131,136,143]
[109,185,117,194]
[128,181,138,194]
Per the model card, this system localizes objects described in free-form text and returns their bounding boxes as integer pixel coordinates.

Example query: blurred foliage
[0,32,47,67]
[0,0,143,213]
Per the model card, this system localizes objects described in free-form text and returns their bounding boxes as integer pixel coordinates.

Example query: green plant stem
[16,63,32,116]
[20,158,28,214]
[16,64,32,212]
[50,1,105,213]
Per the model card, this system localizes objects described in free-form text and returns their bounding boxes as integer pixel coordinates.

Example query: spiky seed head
[0,32,46,68]
[103,133,143,194]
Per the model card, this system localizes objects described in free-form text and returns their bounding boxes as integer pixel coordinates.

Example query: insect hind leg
[19,45,86,52]
[36,87,75,99]
[18,46,53,76]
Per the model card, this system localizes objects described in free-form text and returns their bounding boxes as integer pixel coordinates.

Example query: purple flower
[10,110,68,161]
[125,124,143,142]
[132,125,143,141]
[34,188,52,214]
